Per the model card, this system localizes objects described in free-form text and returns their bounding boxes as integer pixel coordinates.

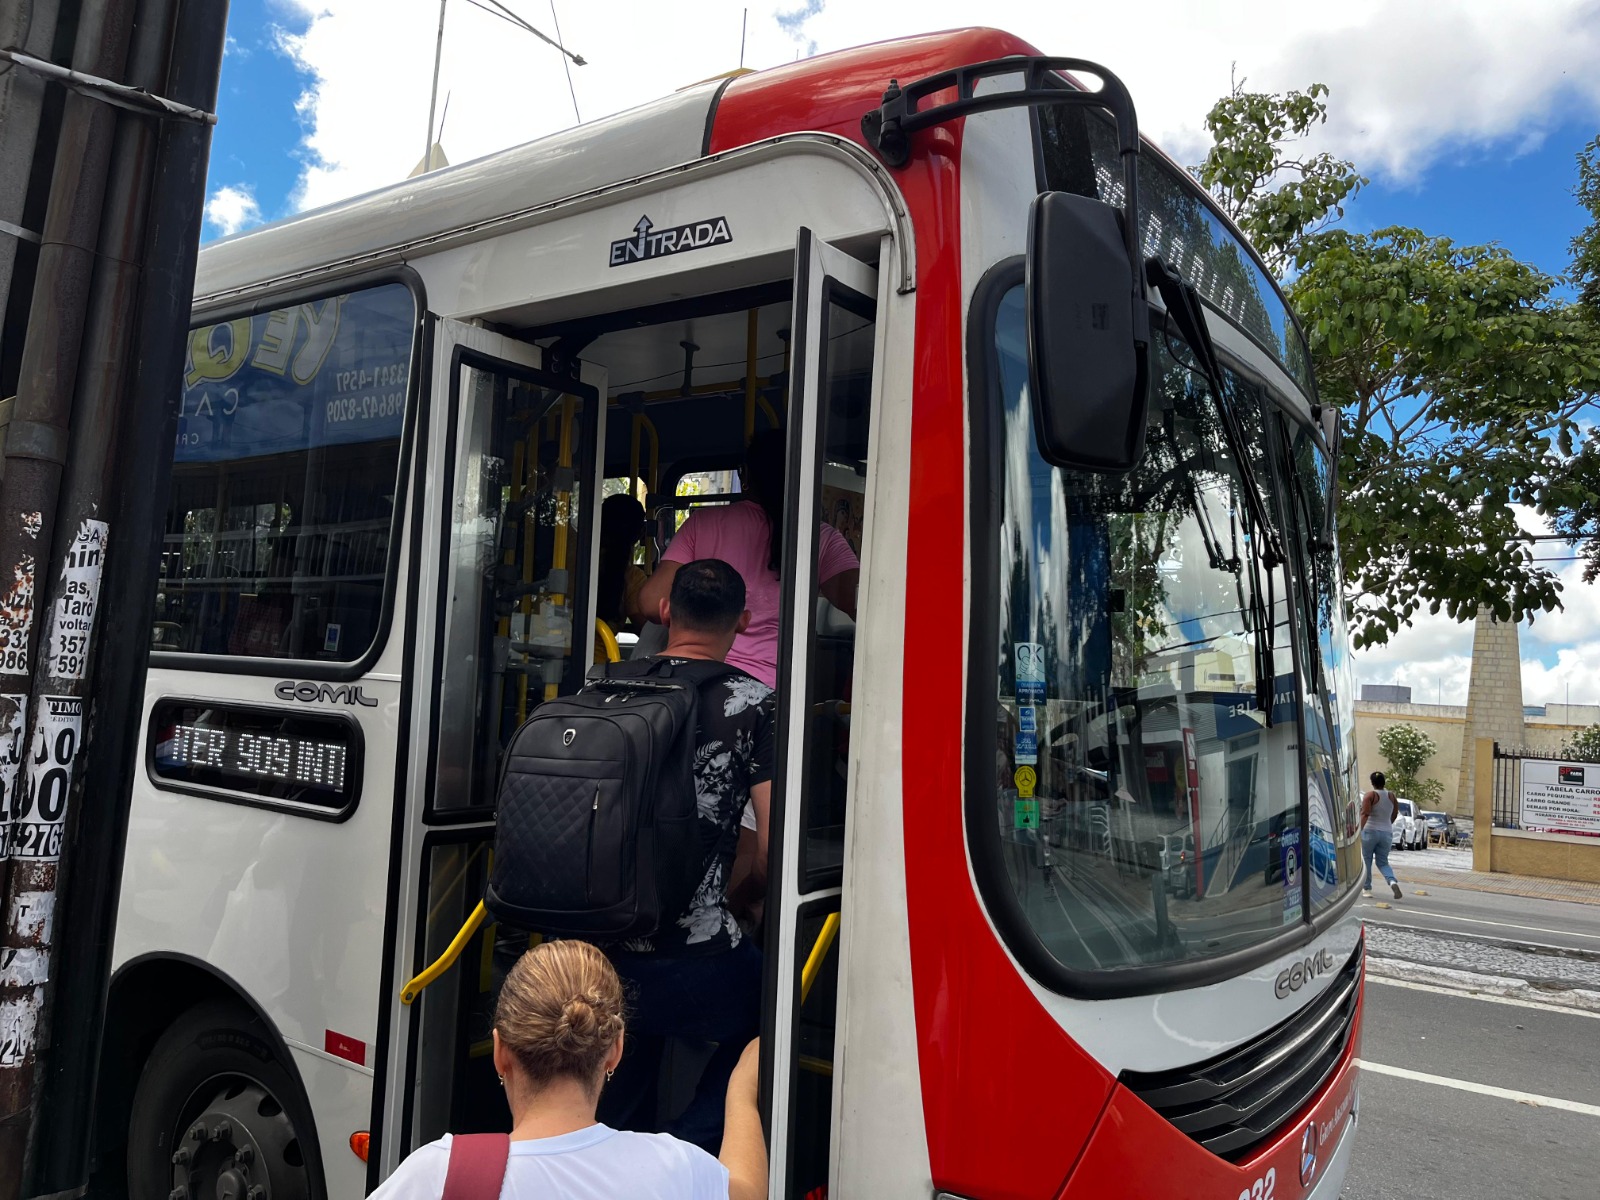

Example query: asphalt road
[1357,879,1600,956]
[1339,889,1600,1200]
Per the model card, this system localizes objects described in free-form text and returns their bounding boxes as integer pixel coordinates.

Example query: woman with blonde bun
[370,940,766,1200]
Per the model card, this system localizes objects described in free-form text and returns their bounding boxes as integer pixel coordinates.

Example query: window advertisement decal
[178,284,414,462]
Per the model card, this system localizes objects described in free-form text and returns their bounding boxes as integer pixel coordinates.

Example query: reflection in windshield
[986,285,1351,974]
[1282,423,1363,908]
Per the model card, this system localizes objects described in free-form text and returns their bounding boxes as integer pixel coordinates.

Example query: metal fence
[1490,743,1600,828]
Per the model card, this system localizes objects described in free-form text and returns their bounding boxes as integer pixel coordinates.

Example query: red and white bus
[99,27,1364,1200]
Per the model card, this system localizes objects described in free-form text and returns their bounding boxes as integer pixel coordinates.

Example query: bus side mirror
[1025,191,1149,473]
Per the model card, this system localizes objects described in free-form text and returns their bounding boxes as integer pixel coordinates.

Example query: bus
[97,26,1365,1200]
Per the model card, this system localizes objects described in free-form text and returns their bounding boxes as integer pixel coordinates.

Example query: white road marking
[1357,1059,1600,1116]
[1359,904,1600,942]
[1366,974,1600,1019]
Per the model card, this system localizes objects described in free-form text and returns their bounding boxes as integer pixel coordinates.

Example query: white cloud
[268,1,1600,213]
[203,184,262,238]
[1353,503,1600,709]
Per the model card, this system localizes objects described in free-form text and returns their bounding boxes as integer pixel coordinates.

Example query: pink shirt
[661,500,859,687]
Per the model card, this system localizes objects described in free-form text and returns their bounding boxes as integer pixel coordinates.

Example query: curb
[1388,864,1600,907]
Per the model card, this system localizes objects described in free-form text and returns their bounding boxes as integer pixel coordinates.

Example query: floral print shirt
[621,659,775,955]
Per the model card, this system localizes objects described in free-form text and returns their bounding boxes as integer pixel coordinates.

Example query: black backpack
[485,656,736,939]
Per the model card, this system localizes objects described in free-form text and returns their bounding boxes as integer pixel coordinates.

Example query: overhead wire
[470,0,586,67]
[548,0,580,123]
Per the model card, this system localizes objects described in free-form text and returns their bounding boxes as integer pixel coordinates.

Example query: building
[1353,700,1600,813]
[1353,608,1600,814]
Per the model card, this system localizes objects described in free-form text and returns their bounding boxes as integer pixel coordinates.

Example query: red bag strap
[442,1133,511,1200]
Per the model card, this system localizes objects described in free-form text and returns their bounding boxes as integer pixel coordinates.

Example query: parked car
[1391,798,1428,851]
[1420,810,1460,845]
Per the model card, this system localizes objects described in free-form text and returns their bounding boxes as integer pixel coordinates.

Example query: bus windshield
[977,282,1354,977]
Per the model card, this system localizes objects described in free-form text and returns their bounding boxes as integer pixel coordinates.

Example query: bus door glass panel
[429,355,602,817]
[158,282,415,660]
[408,833,499,1146]
[986,284,1303,974]
[401,335,605,1161]
[766,229,877,1200]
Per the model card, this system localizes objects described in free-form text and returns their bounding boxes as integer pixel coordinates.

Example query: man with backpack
[597,558,774,1149]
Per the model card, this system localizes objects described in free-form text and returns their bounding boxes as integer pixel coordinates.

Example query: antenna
[740,8,748,69]
[424,0,449,175]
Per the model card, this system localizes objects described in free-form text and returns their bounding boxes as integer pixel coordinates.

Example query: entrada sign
[609,214,732,266]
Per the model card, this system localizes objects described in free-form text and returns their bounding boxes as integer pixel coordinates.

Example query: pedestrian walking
[1360,771,1403,899]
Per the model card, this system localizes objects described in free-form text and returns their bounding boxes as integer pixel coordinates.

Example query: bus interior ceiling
[520,289,874,559]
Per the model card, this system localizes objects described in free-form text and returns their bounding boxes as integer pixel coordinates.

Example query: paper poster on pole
[0,693,26,860]
[45,519,108,680]
[10,696,83,861]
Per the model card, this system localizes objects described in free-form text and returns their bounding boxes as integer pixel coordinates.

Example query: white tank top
[1366,790,1395,834]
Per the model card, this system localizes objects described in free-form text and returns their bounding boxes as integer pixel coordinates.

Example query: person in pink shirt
[637,431,859,924]
[638,430,859,689]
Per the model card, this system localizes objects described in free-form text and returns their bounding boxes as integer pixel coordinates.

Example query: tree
[1375,723,1444,806]
[1562,723,1600,762]
[1195,79,1365,276]
[1198,85,1600,647]
[1545,137,1600,580]
[1572,135,1600,320]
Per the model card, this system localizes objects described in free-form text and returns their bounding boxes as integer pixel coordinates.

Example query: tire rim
[166,1075,309,1200]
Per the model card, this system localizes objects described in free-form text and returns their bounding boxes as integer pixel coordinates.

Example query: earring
[605,1069,615,1082]
[497,1074,505,1087]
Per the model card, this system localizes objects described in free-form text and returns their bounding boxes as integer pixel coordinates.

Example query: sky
[203,0,1600,709]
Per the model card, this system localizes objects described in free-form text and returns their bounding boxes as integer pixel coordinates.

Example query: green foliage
[1546,139,1600,581]
[1573,136,1600,319]
[1295,228,1600,643]
[1376,723,1443,805]
[1198,85,1600,647]
[1562,724,1600,762]
[1196,80,1365,276]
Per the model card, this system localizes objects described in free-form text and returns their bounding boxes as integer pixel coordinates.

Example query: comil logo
[275,680,378,708]
[1274,948,1336,999]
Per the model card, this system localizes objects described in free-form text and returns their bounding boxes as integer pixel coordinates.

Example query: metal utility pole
[0,0,137,1186]
[0,1,65,403]
[0,0,227,1193]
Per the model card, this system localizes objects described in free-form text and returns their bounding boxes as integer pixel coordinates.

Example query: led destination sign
[149,699,362,812]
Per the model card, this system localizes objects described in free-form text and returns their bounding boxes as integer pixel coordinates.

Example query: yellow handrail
[800,910,840,1005]
[596,618,621,664]
[400,899,487,1006]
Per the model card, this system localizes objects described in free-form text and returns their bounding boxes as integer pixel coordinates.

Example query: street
[1340,881,1600,1199]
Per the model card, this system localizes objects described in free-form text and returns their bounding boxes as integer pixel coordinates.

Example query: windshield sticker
[609,214,732,267]
[1014,641,1045,702]
[1281,827,1303,924]
[1014,705,1038,765]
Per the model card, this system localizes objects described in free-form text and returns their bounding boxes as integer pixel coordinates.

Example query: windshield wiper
[1145,258,1285,569]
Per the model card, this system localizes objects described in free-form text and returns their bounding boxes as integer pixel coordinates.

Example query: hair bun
[494,941,626,1092]
[555,996,600,1050]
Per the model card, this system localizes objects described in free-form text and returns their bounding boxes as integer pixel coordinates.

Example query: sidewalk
[1389,845,1600,906]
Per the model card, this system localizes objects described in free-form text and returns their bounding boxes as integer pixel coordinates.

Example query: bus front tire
[127,1000,322,1200]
